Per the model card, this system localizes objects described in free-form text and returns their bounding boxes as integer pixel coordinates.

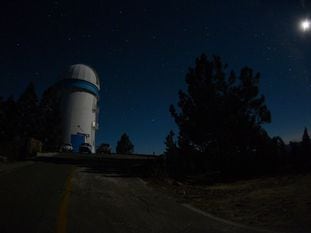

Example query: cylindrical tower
[59,64,100,153]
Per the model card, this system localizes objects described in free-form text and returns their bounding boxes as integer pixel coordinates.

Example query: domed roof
[64,64,100,89]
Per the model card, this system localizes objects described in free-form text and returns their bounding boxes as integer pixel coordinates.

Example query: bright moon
[300,19,311,32]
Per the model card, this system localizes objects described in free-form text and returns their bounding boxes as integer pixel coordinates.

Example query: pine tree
[302,127,311,147]
[116,133,134,154]
[301,127,311,161]
[17,82,39,139]
[0,96,20,160]
[164,130,177,155]
[38,84,62,151]
[3,96,18,140]
[169,54,271,172]
[163,130,182,176]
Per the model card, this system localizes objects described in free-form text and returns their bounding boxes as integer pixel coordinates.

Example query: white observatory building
[59,64,100,153]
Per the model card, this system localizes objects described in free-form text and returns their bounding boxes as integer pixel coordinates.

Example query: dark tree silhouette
[289,141,300,165]
[164,130,177,156]
[169,54,271,173]
[116,133,134,154]
[2,96,18,140]
[17,82,39,139]
[38,84,62,151]
[301,127,311,168]
[0,96,22,160]
[0,97,14,159]
[163,131,180,175]
[0,83,62,159]
[302,127,311,149]
[271,136,286,159]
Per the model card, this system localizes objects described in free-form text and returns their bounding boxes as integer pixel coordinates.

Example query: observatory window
[92,98,96,112]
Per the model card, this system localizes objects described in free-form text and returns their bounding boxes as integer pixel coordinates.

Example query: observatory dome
[63,64,100,90]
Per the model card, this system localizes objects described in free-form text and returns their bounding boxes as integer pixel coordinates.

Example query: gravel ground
[147,173,311,233]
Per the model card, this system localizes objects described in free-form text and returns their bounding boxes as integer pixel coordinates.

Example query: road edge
[182,203,283,233]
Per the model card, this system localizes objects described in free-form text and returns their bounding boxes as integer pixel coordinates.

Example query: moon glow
[300,19,311,32]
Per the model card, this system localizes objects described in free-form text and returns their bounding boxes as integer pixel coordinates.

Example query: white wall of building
[61,90,98,152]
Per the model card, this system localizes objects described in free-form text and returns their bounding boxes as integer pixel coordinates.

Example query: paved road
[0,156,275,233]
[0,162,72,233]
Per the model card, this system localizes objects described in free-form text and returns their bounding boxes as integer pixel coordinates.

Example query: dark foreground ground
[148,173,311,233]
[0,154,281,233]
[0,161,71,233]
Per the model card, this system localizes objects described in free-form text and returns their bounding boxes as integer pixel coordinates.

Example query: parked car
[79,143,92,153]
[61,143,73,152]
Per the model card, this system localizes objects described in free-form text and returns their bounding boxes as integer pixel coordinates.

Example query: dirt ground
[147,173,311,233]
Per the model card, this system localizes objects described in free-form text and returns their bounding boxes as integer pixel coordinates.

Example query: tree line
[1,53,310,173]
[0,82,61,160]
[97,133,135,154]
[163,54,311,179]
[0,78,136,159]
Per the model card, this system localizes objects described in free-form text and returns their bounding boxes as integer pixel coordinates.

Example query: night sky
[1,0,311,154]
